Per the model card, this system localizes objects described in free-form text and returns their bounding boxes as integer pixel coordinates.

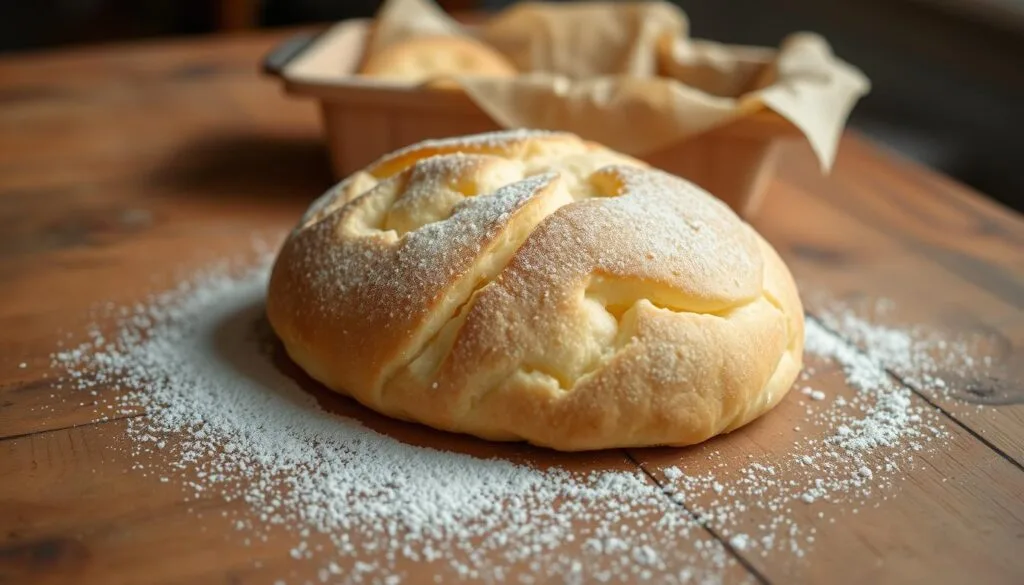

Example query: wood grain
[629,347,1024,584]
[757,142,1024,463]
[0,419,755,585]
[0,28,1022,585]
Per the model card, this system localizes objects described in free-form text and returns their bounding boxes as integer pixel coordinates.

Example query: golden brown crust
[359,35,518,84]
[267,130,804,451]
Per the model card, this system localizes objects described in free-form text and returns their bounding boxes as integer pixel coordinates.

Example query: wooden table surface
[1,30,1023,585]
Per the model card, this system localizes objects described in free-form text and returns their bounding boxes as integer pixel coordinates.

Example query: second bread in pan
[360,35,518,84]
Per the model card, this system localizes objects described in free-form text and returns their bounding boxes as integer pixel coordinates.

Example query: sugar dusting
[50,258,993,583]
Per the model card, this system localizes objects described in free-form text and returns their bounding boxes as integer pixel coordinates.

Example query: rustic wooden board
[2,362,757,585]
[757,145,1024,463]
[630,350,1024,584]
[1,28,1023,585]
[0,421,751,585]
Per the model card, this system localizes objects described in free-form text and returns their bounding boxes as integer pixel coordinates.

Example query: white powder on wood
[52,262,730,584]
[51,263,979,583]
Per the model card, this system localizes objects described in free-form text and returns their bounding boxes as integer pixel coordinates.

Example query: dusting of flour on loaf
[286,171,559,340]
[51,259,991,582]
[596,167,761,300]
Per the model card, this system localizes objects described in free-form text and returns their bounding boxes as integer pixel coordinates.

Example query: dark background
[1,0,1022,212]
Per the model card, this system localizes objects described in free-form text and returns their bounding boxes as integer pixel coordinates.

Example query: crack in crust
[267,130,804,451]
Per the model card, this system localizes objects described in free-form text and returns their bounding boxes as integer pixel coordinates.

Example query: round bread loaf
[267,130,804,451]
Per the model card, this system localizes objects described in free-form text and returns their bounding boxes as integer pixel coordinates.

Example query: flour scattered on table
[52,262,986,583]
[651,314,952,561]
[813,300,1013,406]
[52,263,722,584]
